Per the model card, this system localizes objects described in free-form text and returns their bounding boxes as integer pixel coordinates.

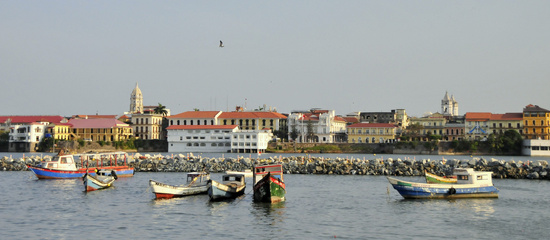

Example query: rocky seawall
[3,154,549,180]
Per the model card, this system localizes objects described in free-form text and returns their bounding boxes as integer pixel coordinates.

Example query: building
[69,118,133,142]
[131,113,165,140]
[488,113,523,135]
[347,123,398,143]
[444,123,465,141]
[129,83,143,114]
[2,116,66,152]
[217,111,287,132]
[441,91,459,117]
[409,113,447,140]
[166,125,273,153]
[287,109,347,143]
[167,111,222,127]
[523,139,550,156]
[523,104,550,140]
[464,112,491,141]
[167,125,237,153]
[46,123,72,141]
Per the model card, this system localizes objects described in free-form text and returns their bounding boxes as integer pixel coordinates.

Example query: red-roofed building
[167,111,222,126]
[465,112,524,140]
[347,123,398,143]
[217,111,287,132]
[287,110,347,143]
[489,113,523,136]
[2,115,67,152]
[68,118,133,142]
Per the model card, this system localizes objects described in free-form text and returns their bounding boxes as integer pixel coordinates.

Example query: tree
[290,125,298,141]
[306,120,315,142]
[405,122,424,140]
[154,103,168,116]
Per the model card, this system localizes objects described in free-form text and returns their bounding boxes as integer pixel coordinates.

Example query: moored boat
[26,151,134,179]
[208,174,246,201]
[425,170,457,184]
[150,172,210,199]
[83,169,117,192]
[253,164,286,203]
[388,168,499,199]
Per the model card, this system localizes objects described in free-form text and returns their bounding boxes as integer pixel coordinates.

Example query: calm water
[1,170,549,239]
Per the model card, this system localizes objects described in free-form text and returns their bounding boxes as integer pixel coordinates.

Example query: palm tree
[154,103,168,116]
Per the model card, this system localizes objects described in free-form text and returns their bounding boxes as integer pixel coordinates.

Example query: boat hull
[208,180,245,201]
[149,179,208,199]
[27,165,134,179]
[387,176,499,199]
[253,173,286,203]
[84,174,115,192]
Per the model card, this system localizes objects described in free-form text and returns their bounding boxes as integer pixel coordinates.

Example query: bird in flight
[219,40,224,48]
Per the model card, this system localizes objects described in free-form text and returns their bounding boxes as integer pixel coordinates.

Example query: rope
[233,185,254,205]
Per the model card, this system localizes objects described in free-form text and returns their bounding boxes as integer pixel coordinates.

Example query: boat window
[477,175,484,180]
[60,157,67,164]
[458,175,468,180]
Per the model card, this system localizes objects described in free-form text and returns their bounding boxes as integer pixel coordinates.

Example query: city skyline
[2,1,550,117]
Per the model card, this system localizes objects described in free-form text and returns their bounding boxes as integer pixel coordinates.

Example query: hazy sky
[2,1,549,118]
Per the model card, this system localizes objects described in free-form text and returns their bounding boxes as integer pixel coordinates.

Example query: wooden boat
[225,169,253,178]
[425,171,457,184]
[208,174,246,201]
[27,151,134,179]
[253,164,286,203]
[83,169,117,192]
[149,172,210,199]
[387,168,499,199]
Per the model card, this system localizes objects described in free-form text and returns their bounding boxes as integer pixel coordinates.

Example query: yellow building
[47,123,72,140]
[523,104,550,140]
[218,112,287,131]
[68,118,133,142]
[347,123,397,143]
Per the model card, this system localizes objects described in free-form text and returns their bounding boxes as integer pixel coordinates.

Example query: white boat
[149,172,210,199]
[208,174,246,201]
[387,168,499,199]
[225,169,253,178]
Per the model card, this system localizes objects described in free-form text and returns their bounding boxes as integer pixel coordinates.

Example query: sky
[1,1,550,118]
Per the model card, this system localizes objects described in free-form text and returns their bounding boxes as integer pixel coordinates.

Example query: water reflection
[251,202,286,226]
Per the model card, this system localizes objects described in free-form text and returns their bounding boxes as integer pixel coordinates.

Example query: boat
[253,164,286,203]
[425,171,457,184]
[225,169,253,178]
[208,174,246,201]
[26,151,134,179]
[387,168,499,199]
[83,168,117,192]
[149,172,210,199]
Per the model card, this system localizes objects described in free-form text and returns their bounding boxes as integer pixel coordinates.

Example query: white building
[231,129,273,153]
[287,109,347,143]
[442,91,459,117]
[8,122,48,152]
[129,83,144,114]
[166,125,273,153]
[523,139,550,156]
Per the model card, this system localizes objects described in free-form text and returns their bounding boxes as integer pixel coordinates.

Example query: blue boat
[27,152,134,179]
[83,169,117,192]
[387,168,499,199]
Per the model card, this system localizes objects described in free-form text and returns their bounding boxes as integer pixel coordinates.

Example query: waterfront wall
[3,154,549,180]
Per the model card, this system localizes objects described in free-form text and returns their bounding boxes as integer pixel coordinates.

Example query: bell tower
[130,83,143,114]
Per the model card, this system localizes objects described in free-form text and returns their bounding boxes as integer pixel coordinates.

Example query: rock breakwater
[3,154,549,180]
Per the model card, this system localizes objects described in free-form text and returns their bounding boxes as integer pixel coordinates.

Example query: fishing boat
[253,164,286,203]
[225,169,253,178]
[149,172,210,199]
[208,174,246,201]
[83,169,117,192]
[27,151,134,179]
[387,168,499,199]
[425,171,457,184]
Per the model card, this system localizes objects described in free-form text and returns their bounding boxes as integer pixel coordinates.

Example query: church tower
[130,83,143,114]
[441,91,458,116]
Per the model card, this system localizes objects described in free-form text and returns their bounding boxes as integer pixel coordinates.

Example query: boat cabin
[41,155,78,171]
[253,164,283,185]
[453,168,494,185]
[186,172,210,186]
[221,174,245,186]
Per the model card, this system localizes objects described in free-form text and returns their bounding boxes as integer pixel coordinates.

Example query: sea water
[1,169,549,239]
